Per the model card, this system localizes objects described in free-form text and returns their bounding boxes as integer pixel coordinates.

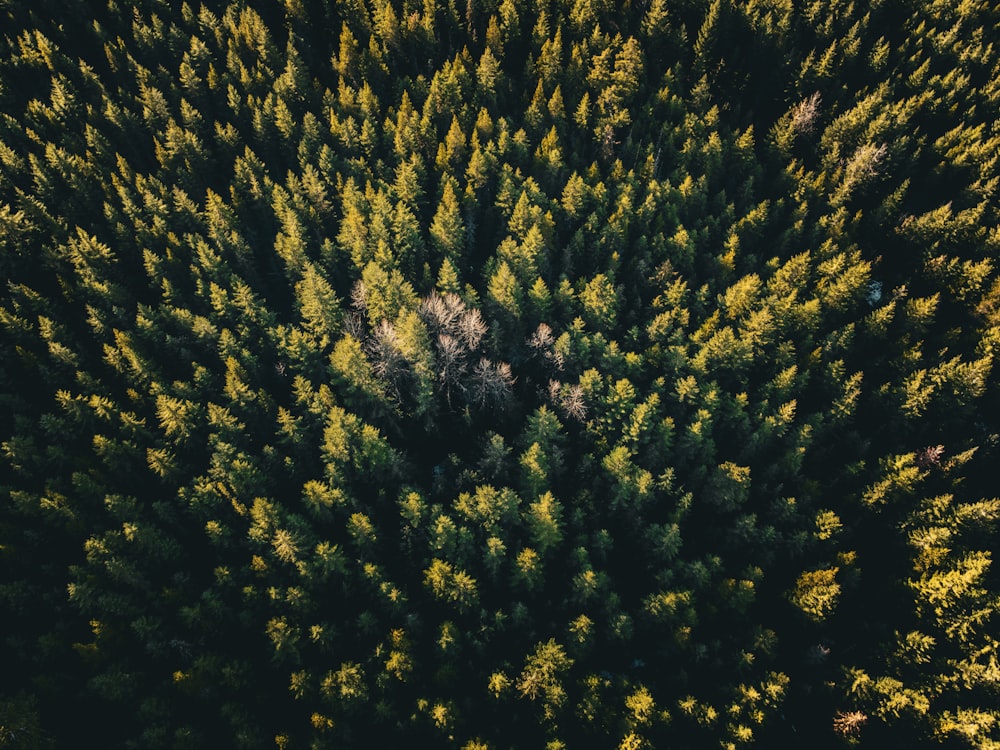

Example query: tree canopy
[2,1,999,748]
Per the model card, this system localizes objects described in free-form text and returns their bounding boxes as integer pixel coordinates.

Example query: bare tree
[435,333,467,406]
[561,384,586,421]
[548,379,586,421]
[915,444,944,468]
[457,307,487,349]
[368,319,407,390]
[528,323,555,351]
[385,291,507,410]
[472,358,515,408]
[344,310,366,338]
[420,291,488,350]
[436,334,465,378]
[547,379,562,402]
[350,279,368,314]
[419,292,461,332]
[832,711,867,738]
[791,92,822,135]
[528,322,563,370]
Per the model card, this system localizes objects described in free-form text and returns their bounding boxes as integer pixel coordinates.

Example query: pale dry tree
[350,279,368,314]
[435,333,468,405]
[915,444,945,468]
[529,323,564,370]
[547,379,586,421]
[472,358,515,408]
[547,379,562,402]
[528,323,555,351]
[791,92,822,135]
[845,142,889,183]
[832,710,867,738]
[421,292,492,400]
[456,306,488,349]
[419,292,462,332]
[344,310,366,338]
[561,384,586,421]
[436,334,466,377]
[367,319,406,381]
[832,142,889,205]
[420,291,488,350]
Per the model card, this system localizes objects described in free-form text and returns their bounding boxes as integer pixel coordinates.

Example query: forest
[1,0,999,747]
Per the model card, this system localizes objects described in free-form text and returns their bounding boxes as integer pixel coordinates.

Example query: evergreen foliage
[2,0,999,747]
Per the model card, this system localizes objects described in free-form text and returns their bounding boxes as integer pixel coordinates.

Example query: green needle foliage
[1,1,999,748]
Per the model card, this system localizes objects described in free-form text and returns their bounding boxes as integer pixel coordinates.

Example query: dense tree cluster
[2,0,999,748]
